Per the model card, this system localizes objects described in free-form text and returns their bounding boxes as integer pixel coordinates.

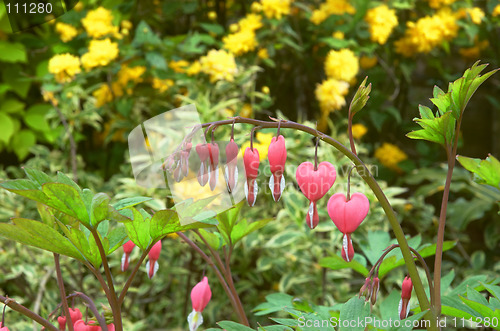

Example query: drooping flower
[180,142,192,178]
[399,276,413,319]
[58,315,67,330]
[121,240,135,272]
[73,319,115,331]
[69,308,82,324]
[207,143,220,191]
[327,192,369,262]
[225,139,239,193]
[296,161,336,229]
[187,277,212,331]
[0,322,9,331]
[243,147,260,206]
[268,134,287,202]
[371,276,380,305]
[196,144,210,186]
[146,240,162,279]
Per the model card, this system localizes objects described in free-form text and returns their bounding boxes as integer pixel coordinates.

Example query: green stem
[194,117,436,328]
[0,295,58,331]
[54,254,74,331]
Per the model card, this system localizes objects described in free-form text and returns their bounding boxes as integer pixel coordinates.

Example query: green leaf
[199,23,224,35]
[132,21,161,46]
[482,283,500,301]
[0,98,25,113]
[0,113,14,144]
[106,226,128,255]
[457,154,500,188]
[23,168,52,187]
[62,225,102,268]
[90,193,111,227]
[0,41,27,63]
[112,196,152,210]
[24,104,51,132]
[460,295,495,318]
[149,209,213,241]
[145,51,167,70]
[123,207,151,250]
[339,297,370,331]
[42,183,90,226]
[407,111,455,145]
[319,255,369,276]
[216,321,254,331]
[230,218,273,245]
[0,218,83,261]
[12,130,36,160]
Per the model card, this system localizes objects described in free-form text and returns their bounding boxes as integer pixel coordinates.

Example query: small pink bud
[188,277,212,331]
[121,240,136,272]
[268,135,287,202]
[181,142,192,177]
[370,277,380,305]
[196,144,210,186]
[207,143,220,191]
[399,276,413,319]
[243,147,260,206]
[359,276,371,299]
[69,308,82,324]
[146,240,162,279]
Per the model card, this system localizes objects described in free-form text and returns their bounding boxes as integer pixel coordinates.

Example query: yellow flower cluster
[365,5,398,45]
[457,7,484,25]
[395,9,459,57]
[81,7,120,39]
[223,14,263,56]
[152,78,175,93]
[310,0,355,25]
[324,49,359,82]
[374,143,407,170]
[315,78,349,114]
[169,60,190,73]
[55,22,78,42]
[92,65,146,106]
[260,0,291,20]
[493,5,500,17]
[199,49,238,83]
[187,61,202,76]
[48,53,81,83]
[426,0,456,9]
[81,38,119,70]
[351,124,367,139]
[239,132,274,160]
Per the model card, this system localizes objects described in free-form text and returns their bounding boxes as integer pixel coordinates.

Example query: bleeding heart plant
[399,276,413,320]
[267,122,287,202]
[187,276,212,331]
[121,240,135,272]
[146,240,162,279]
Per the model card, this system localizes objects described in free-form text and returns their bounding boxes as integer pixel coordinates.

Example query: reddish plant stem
[118,248,150,306]
[53,254,74,331]
[0,295,58,331]
[73,292,108,331]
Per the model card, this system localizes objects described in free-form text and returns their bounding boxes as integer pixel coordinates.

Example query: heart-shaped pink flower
[225,139,239,193]
[207,143,220,191]
[268,135,287,202]
[146,240,162,279]
[327,192,369,262]
[121,240,135,272]
[243,147,260,206]
[296,161,336,229]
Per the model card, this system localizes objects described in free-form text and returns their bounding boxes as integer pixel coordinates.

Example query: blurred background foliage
[0,0,499,329]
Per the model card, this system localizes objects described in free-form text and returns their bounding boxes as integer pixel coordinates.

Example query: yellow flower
[74,2,84,11]
[251,2,263,12]
[229,23,239,32]
[493,5,500,17]
[186,61,202,76]
[42,91,58,106]
[117,65,146,87]
[81,7,119,39]
[463,7,485,25]
[332,31,344,39]
[55,22,78,42]
[324,49,359,82]
[81,38,119,70]
[199,49,237,83]
[48,53,81,83]
[260,0,291,20]
[240,103,253,117]
[239,132,274,160]
[261,86,270,94]
[360,55,377,69]
[459,39,489,60]
[152,78,174,93]
[169,60,190,73]
[309,0,355,25]
[351,124,367,139]
[374,143,407,170]
[93,82,123,107]
[258,48,269,59]
[365,5,398,45]
[223,30,258,56]
[395,9,458,57]
[238,13,263,32]
[208,11,217,20]
[426,0,456,9]
[315,78,349,114]
[121,20,133,30]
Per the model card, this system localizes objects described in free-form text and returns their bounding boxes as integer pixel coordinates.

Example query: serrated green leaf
[217,321,254,331]
[339,297,370,331]
[132,21,161,46]
[23,168,52,188]
[90,193,110,227]
[124,207,151,250]
[457,154,500,188]
[112,196,152,210]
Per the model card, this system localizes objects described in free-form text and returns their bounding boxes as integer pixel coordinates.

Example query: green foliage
[457,154,500,188]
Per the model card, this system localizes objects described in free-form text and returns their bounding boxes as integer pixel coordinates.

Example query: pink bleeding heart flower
[188,276,212,331]
[73,320,114,331]
[268,135,287,202]
[57,315,66,330]
[121,240,135,272]
[69,308,82,324]
[0,323,9,331]
[146,240,162,279]
[327,192,369,262]
[196,144,210,186]
[181,142,192,177]
[296,161,336,229]
[399,276,413,319]
[243,147,260,206]
[225,139,239,193]
[207,143,220,191]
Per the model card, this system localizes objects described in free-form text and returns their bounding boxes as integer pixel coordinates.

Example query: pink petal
[327,193,369,234]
